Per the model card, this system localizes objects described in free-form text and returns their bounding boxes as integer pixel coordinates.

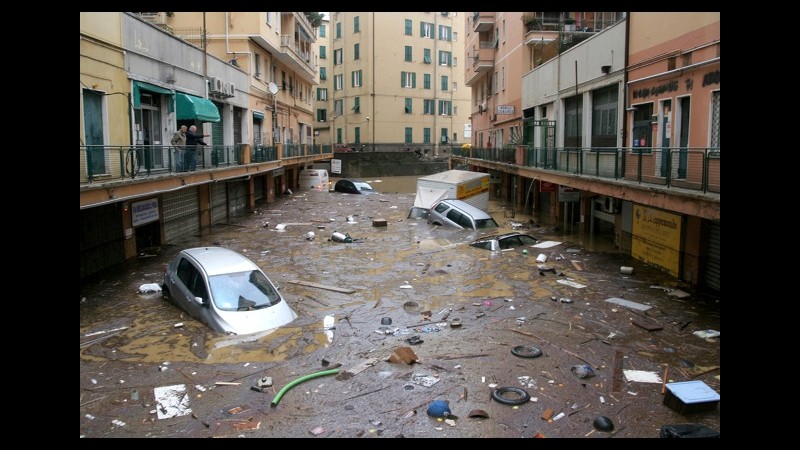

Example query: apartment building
[80,13,330,279]
[316,12,471,154]
[456,12,719,292]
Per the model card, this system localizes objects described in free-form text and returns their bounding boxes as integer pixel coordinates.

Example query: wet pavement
[80,177,720,438]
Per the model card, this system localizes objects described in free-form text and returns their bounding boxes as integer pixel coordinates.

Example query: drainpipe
[622,13,630,148]
[371,12,375,151]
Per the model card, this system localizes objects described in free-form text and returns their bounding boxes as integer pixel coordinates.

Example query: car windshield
[354,182,374,192]
[208,270,282,312]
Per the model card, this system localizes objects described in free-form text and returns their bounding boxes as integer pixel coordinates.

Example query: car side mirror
[193,296,205,306]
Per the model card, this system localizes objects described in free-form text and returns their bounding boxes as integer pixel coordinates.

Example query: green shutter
[412,72,416,88]
[401,72,405,87]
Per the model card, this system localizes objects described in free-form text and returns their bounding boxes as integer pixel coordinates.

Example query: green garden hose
[270,368,340,407]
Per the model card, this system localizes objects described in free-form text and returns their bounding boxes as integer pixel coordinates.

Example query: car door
[174,258,208,321]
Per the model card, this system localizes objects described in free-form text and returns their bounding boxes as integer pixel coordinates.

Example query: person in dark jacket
[185,125,207,171]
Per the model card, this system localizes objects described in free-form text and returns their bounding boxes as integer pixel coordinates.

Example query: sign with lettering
[131,198,159,227]
[496,105,515,115]
[631,204,682,277]
[558,185,579,202]
[331,159,342,174]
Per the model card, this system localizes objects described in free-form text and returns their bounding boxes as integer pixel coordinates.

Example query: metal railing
[452,146,720,194]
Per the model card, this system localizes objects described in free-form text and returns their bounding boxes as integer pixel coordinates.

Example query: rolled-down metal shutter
[254,175,264,202]
[211,182,228,225]
[704,220,720,292]
[228,180,248,218]
[80,203,125,278]
[538,190,553,219]
[162,187,199,243]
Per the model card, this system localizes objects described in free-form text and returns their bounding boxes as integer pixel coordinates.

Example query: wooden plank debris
[287,280,356,294]
[632,319,663,331]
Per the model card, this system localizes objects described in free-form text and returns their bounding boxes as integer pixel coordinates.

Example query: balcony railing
[80,144,333,183]
[451,146,720,194]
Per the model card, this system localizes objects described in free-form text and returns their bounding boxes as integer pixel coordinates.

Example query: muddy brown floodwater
[80,176,720,438]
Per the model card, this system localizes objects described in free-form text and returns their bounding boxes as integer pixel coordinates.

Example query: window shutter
[412,72,416,88]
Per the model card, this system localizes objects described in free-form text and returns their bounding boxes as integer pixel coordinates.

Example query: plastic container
[331,232,353,243]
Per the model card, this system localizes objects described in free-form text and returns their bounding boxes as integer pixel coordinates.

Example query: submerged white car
[162,247,297,335]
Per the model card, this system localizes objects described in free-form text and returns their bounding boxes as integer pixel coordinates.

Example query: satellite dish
[268,82,278,95]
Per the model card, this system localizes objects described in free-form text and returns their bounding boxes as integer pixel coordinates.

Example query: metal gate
[704,220,720,292]
[80,203,124,278]
[228,180,248,218]
[538,190,553,219]
[211,182,228,225]
[162,187,199,243]
[254,175,264,202]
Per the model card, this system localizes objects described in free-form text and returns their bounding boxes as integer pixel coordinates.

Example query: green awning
[253,111,265,120]
[176,92,221,123]
[132,81,175,109]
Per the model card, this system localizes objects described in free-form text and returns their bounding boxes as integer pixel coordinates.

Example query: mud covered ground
[80,185,720,438]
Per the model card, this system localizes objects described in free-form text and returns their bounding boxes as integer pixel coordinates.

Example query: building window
[336,22,341,38]
[632,103,653,151]
[423,48,431,64]
[319,67,327,80]
[421,22,433,38]
[710,91,720,150]
[352,70,362,87]
[564,95,582,148]
[317,109,327,122]
[668,57,676,71]
[354,16,360,33]
[424,99,434,115]
[401,71,416,88]
[337,128,342,144]
[438,50,452,66]
[405,98,412,114]
[354,127,361,144]
[682,52,692,67]
[334,74,343,90]
[493,71,498,94]
[405,46,413,62]
[438,25,452,41]
[319,24,326,38]
[452,82,457,91]
[320,45,327,59]
[424,127,431,143]
[317,88,328,100]
[438,100,452,116]
[441,127,449,143]
[502,66,506,91]
[423,73,431,89]
[452,31,458,42]
[253,54,261,78]
[502,19,506,42]
[352,96,360,113]
[405,19,412,35]
[441,75,448,91]
[354,43,360,60]
[334,99,343,116]
[334,48,343,65]
[592,84,618,147]
[405,127,413,143]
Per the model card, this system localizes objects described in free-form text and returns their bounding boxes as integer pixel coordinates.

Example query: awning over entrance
[132,81,175,109]
[253,110,265,120]
[176,92,221,122]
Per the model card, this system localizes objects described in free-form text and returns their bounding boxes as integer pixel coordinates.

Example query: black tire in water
[492,387,531,405]
[511,345,542,358]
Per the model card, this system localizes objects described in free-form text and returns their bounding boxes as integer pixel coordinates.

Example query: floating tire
[492,387,531,405]
[511,345,542,358]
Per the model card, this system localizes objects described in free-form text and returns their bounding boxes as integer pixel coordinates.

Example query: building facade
[316,12,472,155]
[80,12,331,279]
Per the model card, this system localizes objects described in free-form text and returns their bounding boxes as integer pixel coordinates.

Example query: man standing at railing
[170,125,187,172]
[186,125,207,171]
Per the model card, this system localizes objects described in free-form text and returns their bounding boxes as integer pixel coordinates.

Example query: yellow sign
[457,178,489,199]
[631,205,682,277]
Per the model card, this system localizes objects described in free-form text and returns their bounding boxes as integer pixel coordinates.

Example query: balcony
[279,34,318,80]
[472,12,495,32]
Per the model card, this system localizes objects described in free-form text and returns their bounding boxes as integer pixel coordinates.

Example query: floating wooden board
[287,280,356,294]
[632,319,663,331]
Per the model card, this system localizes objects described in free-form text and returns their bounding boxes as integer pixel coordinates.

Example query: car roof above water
[181,247,257,276]
[435,199,492,218]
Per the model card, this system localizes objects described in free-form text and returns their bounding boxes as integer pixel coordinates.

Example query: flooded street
[80,176,719,438]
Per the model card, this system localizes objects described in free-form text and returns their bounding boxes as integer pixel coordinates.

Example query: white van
[298,169,329,191]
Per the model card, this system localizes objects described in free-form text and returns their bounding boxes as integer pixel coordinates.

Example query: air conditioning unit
[228,82,236,97]
[208,77,222,93]
[223,82,231,96]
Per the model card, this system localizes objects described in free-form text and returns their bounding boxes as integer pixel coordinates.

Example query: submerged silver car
[162,247,297,335]
[469,232,539,251]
